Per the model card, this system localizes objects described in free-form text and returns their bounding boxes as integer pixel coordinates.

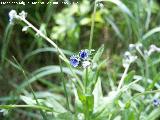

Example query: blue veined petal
[153,98,159,106]
[79,49,89,60]
[70,55,79,67]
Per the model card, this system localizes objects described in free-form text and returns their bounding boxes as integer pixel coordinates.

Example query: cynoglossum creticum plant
[3,1,160,120]
[7,9,108,119]
[8,10,85,89]
[6,10,107,120]
[6,9,116,120]
[1,10,152,120]
[69,46,107,120]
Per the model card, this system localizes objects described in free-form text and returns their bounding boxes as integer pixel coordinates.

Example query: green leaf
[97,59,108,70]
[1,24,13,64]
[77,88,85,104]
[98,0,133,17]
[130,84,145,93]
[23,47,73,63]
[85,94,94,112]
[124,71,135,84]
[20,95,38,105]
[77,88,94,112]
[142,26,160,40]
[18,65,82,89]
[92,78,103,110]
[55,112,74,120]
[80,18,91,25]
[125,101,131,109]
[147,73,160,90]
[93,44,104,63]
[44,97,67,113]
[146,108,160,120]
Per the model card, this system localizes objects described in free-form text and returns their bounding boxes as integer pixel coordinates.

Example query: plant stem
[85,68,88,93]
[129,89,160,101]
[59,58,70,111]
[145,57,149,88]
[12,57,48,120]
[89,0,97,50]
[18,16,67,62]
[84,68,90,120]
[117,64,130,91]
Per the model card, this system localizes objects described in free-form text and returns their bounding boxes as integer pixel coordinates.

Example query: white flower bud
[19,11,27,19]
[82,61,91,68]
[129,44,135,51]
[123,51,137,68]
[147,44,160,56]
[9,10,17,23]
[22,26,29,32]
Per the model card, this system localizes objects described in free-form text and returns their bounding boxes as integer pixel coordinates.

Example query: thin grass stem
[59,57,70,111]
[117,64,130,91]
[89,0,97,50]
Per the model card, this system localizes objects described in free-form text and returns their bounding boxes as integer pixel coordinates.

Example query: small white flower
[19,11,27,19]
[136,43,143,49]
[82,61,91,68]
[129,44,136,50]
[22,26,29,32]
[9,10,17,23]
[123,51,137,68]
[147,44,160,56]
[0,109,9,116]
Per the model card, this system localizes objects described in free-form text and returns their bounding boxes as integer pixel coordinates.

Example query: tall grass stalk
[89,0,97,50]
[59,57,70,111]
[12,57,49,120]
[117,64,130,91]
[0,105,53,112]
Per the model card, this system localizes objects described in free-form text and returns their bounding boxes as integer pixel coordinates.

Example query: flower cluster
[9,10,17,23]
[9,10,27,24]
[147,44,160,56]
[129,43,160,58]
[70,49,92,68]
[153,98,160,106]
[122,51,137,68]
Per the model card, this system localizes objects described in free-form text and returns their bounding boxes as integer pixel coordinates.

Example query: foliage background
[1,0,160,119]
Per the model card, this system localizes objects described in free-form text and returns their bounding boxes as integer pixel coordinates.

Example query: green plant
[1,0,160,120]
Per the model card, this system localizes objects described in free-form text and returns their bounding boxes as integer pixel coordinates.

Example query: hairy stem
[117,64,130,90]
[18,16,67,61]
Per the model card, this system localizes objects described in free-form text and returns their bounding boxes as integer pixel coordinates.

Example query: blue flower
[70,55,79,67]
[153,99,159,106]
[79,49,89,60]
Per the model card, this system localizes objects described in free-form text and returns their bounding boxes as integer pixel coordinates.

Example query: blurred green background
[1,0,160,119]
